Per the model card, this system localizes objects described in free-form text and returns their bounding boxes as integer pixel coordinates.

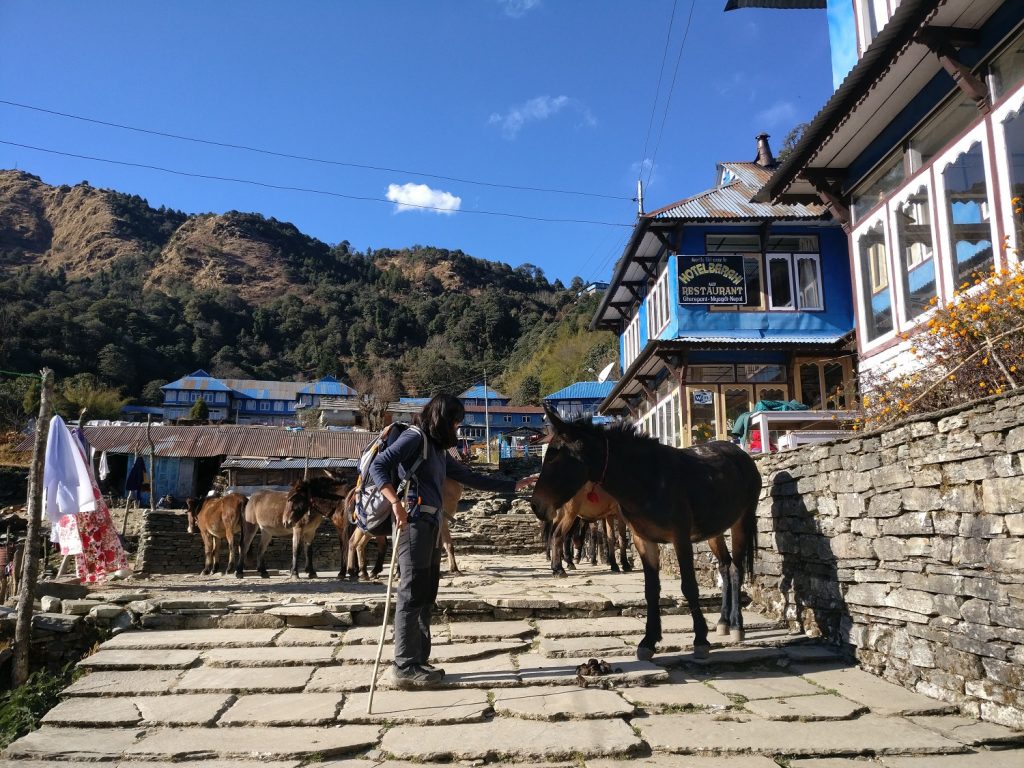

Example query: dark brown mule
[242,476,350,579]
[531,404,761,660]
[186,493,248,577]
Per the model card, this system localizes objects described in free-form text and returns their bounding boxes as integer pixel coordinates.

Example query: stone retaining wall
[664,390,1024,729]
[136,493,544,574]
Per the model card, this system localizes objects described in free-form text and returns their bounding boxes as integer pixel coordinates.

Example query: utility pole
[483,369,491,464]
[13,368,53,687]
[636,179,645,217]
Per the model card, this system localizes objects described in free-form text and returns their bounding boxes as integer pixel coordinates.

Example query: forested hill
[0,170,614,410]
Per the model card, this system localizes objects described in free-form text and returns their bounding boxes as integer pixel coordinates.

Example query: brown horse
[242,476,349,579]
[531,404,761,660]
[334,477,464,580]
[186,493,248,577]
[542,482,627,577]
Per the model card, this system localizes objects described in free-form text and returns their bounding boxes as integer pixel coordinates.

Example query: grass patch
[0,664,75,749]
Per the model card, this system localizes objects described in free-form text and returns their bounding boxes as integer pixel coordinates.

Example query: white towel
[43,416,97,539]
[98,451,110,481]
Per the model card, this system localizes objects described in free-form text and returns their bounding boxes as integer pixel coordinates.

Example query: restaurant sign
[678,255,746,305]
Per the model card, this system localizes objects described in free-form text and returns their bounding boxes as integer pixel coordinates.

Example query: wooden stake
[12,368,53,687]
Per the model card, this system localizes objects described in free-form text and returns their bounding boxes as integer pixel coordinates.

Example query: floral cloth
[73,487,128,584]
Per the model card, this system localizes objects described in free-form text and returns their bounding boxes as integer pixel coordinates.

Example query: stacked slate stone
[661,390,1024,729]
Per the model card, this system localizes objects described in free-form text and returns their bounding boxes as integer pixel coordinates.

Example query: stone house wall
[662,390,1024,728]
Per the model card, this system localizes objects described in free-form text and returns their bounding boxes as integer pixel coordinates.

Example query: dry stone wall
[664,390,1024,728]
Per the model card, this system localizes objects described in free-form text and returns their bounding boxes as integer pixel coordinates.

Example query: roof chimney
[755,133,775,167]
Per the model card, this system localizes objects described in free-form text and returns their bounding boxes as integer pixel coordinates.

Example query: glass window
[852,152,905,224]
[991,31,1024,101]
[688,388,718,445]
[767,255,794,309]
[893,183,937,321]
[1003,108,1024,251]
[705,234,760,253]
[824,362,848,409]
[908,96,977,173]
[688,365,734,383]
[737,364,786,383]
[858,220,894,341]
[723,387,751,436]
[259,401,270,411]
[274,401,284,412]
[795,255,823,310]
[943,141,994,286]
[503,415,512,423]
[800,363,823,409]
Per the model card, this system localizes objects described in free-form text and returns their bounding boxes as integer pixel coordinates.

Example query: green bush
[0,664,75,748]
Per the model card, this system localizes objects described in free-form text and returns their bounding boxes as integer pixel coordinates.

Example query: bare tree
[352,366,401,432]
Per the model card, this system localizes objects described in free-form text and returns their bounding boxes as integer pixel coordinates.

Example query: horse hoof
[307,573,317,579]
[636,646,655,662]
[259,571,269,579]
[610,564,620,573]
[623,563,633,572]
[692,644,711,660]
[716,622,730,636]
[565,563,576,571]
[553,570,568,579]
[730,629,744,643]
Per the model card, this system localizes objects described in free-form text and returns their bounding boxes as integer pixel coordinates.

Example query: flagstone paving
[5,554,1022,767]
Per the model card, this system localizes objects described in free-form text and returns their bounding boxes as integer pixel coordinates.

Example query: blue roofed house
[458,385,510,407]
[543,381,617,421]
[592,135,855,448]
[161,370,357,426]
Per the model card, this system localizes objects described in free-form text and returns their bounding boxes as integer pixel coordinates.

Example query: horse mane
[301,475,350,498]
[564,415,662,451]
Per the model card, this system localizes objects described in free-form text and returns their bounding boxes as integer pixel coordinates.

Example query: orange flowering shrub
[856,260,1024,431]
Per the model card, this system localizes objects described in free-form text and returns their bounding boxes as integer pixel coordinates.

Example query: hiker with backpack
[368,393,522,688]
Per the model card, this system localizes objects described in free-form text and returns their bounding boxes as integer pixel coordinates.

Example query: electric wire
[638,0,678,181]
[0,139,633,229]
[0,98,631,202]
[646,0,696,189]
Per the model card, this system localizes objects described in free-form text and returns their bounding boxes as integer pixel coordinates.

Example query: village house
[161,370,357,426]
[592,136,854,449]
[543,381,616,421]
[754,0,1024,378]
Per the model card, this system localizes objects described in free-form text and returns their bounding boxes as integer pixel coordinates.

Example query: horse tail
[743,492,758,583]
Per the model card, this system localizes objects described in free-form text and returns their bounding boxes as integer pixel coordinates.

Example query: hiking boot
[391,664,442,688]
[420,662,445,678]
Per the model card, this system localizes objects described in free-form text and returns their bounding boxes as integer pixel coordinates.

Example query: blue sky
[0,1,834,286]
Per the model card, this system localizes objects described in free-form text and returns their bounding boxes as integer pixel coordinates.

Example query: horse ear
[544,402,580,441]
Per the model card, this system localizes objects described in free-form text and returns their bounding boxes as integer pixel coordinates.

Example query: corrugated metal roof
[220,457,358,470]
[17,425,373,458]
[459,385,509,400]
[724,0,825,9]
[649,162,826,221]
[296,376,358,396]
[399,397,430,405]
[543,381,618,401]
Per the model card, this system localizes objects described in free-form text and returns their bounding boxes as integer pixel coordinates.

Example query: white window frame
[992,81,1024,262]
[259,401,271,412]
[622,312,642,370]
[766,253,796,310]
[887,171,940,330]
[851,207,898,351]
[793,253,824,310]
[933,124,1001,296]
[646,264,671,339]
[503,415,512,423]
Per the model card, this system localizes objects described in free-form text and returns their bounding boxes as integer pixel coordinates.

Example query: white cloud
[754,100,798,130]
[498,0,541,18]
[385,183,461,215]
[489,95,595,140]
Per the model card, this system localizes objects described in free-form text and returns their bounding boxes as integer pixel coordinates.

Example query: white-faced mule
[530,403,761,660]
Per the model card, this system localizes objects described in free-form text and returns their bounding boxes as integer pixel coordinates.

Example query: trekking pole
[367,526,401,714]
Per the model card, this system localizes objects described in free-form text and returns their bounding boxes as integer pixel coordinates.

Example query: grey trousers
[393,516,441,670]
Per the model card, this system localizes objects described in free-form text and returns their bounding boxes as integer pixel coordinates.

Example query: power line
[0,139,633,229]
[638,0,679,180]
[0,98,631,202]
[646,0,696,189]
